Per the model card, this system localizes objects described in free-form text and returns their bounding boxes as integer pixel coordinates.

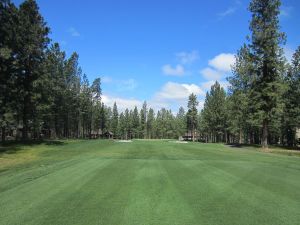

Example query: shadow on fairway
[0,140,65,154]
[44,140,65,146]
[226,143,300,152]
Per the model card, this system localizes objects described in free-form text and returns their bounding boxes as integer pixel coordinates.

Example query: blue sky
[14,0,300,112]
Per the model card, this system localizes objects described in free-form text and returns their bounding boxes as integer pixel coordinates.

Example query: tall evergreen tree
[18,0,50,140]
[0,0,18,142]
[228,45,253,144]
[64,53,82,137]
[41,43,66,138]
[201,82,227,143]
[90,78,102,136]
[147,108,155,139]
[118,112,125,139]
[283,46,300,146]
[140,101,147,139]
[124,108,131,139]
[187,93,199,142]
[111,102,119,137]
[99,103,107,135]
[132,106,139,138]
[248,0,286,148]
[176,107,186,138]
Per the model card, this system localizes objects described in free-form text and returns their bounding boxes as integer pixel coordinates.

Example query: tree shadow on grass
[226,143,300,151]
[44,140,65,146]
[226,143,262,149]
[0,140,66,154]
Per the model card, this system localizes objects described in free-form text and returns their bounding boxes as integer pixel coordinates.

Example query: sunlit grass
[0,140,300,225]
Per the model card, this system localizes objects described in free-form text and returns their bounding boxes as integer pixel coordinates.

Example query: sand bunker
[171,141,189,144]
[115,140,133,143]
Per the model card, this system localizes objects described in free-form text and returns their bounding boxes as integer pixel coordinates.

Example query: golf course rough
[0,140,300,225]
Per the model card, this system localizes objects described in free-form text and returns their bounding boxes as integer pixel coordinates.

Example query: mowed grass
[0,140,300,225]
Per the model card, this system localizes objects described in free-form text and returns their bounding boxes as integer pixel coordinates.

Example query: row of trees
[103,102,187,140]
[1,0,299,148]
[0,0,192,142]
[198,0,300,148]
[96,0,300,148]
[0,0,103,141]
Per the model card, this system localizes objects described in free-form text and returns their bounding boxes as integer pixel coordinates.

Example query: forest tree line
[199,0,300,148]
[0,0,299,148]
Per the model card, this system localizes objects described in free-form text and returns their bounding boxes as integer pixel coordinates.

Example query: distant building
[179,132,200,141]
[103,131,114,139]
[296,128,300,144]
[90,130,102,139]
[90,130,114,139]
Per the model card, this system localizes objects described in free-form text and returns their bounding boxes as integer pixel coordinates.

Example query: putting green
[0,140,299,225]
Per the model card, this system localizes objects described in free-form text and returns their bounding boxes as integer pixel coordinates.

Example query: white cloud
[102,82,206,113]
[198,100,205,111]
[67,27,80,37]
[155,82,205,100]
[280,6,293,17]
[102,95,143,111]
[101,76,113,83]
[284,46,294,63]
[200,80,230,92]
[218,0,242,19]
[102,77,138,91]
[235,0,242,5]
[60,40,67,46]
[218,7,236,18]
[201,81,216,91]
[147,82,205,112]
[162,64,185,76]
[176,50,199,64]
[118,78,138,91]
[200,68,223,80]
[209,53,235,72]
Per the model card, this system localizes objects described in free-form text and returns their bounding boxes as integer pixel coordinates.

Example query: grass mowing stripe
[34,159,138,225]
[0,158,115,225]
[164,155,300,225]
[122,159,195,225]
[0,140,300,225]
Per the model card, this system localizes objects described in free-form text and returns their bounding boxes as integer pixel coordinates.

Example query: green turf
[0,140,300,225]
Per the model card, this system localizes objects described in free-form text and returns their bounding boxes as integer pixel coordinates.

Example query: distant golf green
[0,140,300,225]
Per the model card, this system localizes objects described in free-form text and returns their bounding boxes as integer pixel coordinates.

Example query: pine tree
[91,78,102,101]
[147,108,155,139]
[283,46,300,146]
[201,82,227,143]
[41,43,66,138]
[0,0,19,142]
[111,102,119,138]
[228,45,252,144]
[118,112,125,139]
[248,0,286,148]
[99,103,107,135]
[140,101,147,139]
[90,78,102,136]
[124,108,131,139]
[187,93,199,142]
[18,0,50,140]
[132,106,139,138]
[176,107,186,138]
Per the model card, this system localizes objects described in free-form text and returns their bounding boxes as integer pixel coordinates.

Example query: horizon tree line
[0,0,299,148]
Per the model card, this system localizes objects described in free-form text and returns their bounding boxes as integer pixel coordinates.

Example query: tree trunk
[226,131,229,144]
[192,124,195,142]
[1,126,6,143]
[239,129,243,144]
[262,120,268,149]
[22,109,29,141]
